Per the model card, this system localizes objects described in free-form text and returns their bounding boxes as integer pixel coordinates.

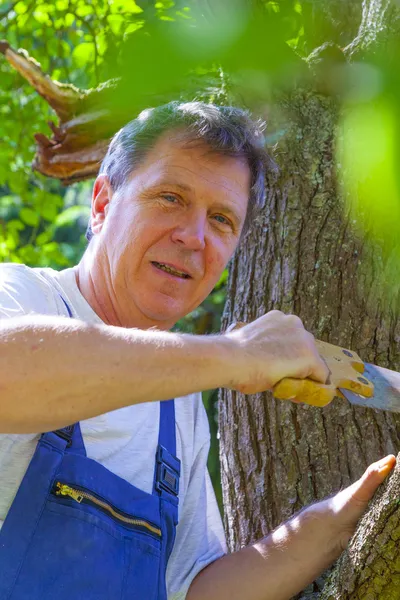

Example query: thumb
[350,454,396,506]
[331,454,396,522]
[329,455,396,553]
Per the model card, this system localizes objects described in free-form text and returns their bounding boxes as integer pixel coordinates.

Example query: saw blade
[339,363,400,413]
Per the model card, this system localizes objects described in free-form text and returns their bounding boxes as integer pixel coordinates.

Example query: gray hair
[87,100,274,240]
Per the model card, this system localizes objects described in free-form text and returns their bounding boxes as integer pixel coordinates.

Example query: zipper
[53,481,162,539]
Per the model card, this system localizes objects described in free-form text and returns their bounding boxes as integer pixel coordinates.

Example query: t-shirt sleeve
[166,405,227,600]
[0,264,56,319]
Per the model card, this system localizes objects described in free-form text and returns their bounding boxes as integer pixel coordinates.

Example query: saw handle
[272,377,336,407]
[227,322,373,407]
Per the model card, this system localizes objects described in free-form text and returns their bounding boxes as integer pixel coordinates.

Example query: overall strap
[41,422,86,456]
[60,294,73,318]
[153,400,181,509]
[158,399,177,454]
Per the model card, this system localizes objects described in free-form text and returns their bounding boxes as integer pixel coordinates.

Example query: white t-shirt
[0,263,227,600]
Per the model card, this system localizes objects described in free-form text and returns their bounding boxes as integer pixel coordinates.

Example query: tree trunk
[220,86,400,541]
[219,2,400,596]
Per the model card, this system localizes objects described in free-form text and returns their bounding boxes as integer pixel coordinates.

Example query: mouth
[151,261,192,279]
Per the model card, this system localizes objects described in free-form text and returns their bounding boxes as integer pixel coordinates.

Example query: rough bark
[345,0,400,57]
[220,87,400,548]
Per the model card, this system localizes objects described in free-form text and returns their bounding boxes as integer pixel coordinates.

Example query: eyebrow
[153,180,245,228]
[161,181,193,193]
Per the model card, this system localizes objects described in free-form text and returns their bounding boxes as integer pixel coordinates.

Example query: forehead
[126,131,251,211]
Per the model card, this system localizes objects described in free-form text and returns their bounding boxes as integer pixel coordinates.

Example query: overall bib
[0,297,180,600]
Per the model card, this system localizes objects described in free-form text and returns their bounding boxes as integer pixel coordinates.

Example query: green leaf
[40,242,70,266]
[56,0,69,9]
[5,233,18,250]
[14,2,28,15]
[54,205,91,228]
[18,244,40,265]
[75,5,93,18]
[109,0,142,13]
[72,43,95,68]
[124,21,144,35]
[19,208,39,227]
[64,13,75,28]
[107,15,124,35]
[6,219,25,232]
[40,202,58,222]
[33,9,51,25]
[36,231,51,246]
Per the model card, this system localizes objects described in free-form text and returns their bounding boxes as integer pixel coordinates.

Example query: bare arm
[0,315,230,433]
[0,310,328,433]
[187,455,396,600]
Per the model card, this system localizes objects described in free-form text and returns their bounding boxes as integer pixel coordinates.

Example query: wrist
[173,331,240,392]
[300,501,345,562]
[212,332,243,390]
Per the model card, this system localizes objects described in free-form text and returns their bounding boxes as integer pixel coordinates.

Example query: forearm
[0,316,231,433]
[188,503,339,600]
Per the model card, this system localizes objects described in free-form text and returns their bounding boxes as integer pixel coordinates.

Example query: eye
[212,214,232,227]
[161,193,179,204]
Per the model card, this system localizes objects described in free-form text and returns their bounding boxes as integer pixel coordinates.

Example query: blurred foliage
[337,51,400,299]
[2,0,400,507]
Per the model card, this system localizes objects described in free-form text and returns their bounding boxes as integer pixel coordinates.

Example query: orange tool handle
[227,323,374,407]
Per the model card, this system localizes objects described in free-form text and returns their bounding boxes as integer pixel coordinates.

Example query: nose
[171,213,206,251]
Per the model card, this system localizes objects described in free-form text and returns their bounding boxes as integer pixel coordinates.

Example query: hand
[187,454,396,600]
[224,311,329,395]
[306,454,396,560]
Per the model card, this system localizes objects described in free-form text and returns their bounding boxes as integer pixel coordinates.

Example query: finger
[285,314,304,329]
[329,455,396,529]
[308,351,330,385]
[262,310,284,321]
[226,322,245,333]
[296,332,330,385]
[273,378,335,407]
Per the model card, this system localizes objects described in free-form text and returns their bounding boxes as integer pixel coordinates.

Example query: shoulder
[0,263,60,317]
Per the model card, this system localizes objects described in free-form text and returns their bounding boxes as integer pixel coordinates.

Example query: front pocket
[9,484,161,600]
[53,481,162,541]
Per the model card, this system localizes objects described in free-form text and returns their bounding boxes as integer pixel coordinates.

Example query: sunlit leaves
[339,98,400,254]
[109,0,142,13]
[54,205,91,228]
[72,43,96,68]
[19,208,40,227]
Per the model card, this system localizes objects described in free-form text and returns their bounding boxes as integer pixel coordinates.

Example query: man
[0,101,395,600]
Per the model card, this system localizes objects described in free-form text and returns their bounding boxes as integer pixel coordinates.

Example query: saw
[273,339,400,413]
[228,324,400,412]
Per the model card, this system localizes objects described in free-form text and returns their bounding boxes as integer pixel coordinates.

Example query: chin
[141,301,185,327]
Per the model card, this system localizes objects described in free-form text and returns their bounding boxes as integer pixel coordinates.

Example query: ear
[91,175,113,235]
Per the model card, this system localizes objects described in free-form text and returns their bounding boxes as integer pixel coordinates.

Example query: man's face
[91,131,250,329]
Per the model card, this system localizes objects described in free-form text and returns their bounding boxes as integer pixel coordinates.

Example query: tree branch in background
[0,40,120,183]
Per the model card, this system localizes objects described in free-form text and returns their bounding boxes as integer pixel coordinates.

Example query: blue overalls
[0,297,180,599]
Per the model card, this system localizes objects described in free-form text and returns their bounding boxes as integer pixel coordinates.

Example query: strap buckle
[53,424,75,448]
[155,445,180,497]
